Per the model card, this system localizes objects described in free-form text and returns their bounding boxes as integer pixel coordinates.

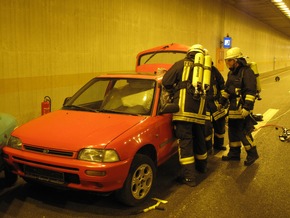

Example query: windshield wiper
[99,108,120,113]
[63,105,97,112]
[143,44,170,64]
[99,108,133,115]
[99,108,140,116]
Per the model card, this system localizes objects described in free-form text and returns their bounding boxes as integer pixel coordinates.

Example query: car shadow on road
[0,153,218,217]
[0,155,185,217]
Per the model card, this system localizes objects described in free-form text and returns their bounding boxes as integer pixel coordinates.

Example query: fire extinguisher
[41,96,51,115]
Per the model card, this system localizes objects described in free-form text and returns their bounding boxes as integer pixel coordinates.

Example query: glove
[241,108,250,118]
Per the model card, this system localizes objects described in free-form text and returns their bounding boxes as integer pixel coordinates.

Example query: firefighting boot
[195,159,207,174]
[244,146,259,166]
[178,164,197,187]
[181,177,197,187]
[222,147,241,161]
[213,136,226,150]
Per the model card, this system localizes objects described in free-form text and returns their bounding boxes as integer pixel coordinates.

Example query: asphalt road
[1,70,290,218]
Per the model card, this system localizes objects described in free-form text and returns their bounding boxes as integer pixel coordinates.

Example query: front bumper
[2,146,131,192]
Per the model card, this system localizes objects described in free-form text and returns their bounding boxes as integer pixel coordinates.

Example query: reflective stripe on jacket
[162,58,210,124]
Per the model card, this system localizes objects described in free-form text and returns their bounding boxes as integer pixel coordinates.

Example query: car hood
[12,110,146,150]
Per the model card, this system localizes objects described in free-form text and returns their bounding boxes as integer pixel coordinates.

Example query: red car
[3,43,187,206]
[3,73,179,206]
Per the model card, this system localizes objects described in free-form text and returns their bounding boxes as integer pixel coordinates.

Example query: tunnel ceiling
[225,0,290,38]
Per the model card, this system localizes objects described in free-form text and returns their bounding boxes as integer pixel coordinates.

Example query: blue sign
[223,37,232,48]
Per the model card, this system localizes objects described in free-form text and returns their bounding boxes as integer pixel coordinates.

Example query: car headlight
[78,148,120,162]
[7,136,22,150]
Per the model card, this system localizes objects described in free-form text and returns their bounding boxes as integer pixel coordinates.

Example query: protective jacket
[162,57,210,124]
[206,65,226,120]
[221,59,256,119]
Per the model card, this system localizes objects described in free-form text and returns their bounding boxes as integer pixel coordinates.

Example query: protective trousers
[205,119,213,151]
[228,118,253,148]
[175,121,207,179]
[226,118,258,163]
[205,116,226,150]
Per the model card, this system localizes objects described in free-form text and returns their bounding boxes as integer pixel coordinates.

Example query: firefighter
[162,44,210,187]
[220,47,259,166]
[203,49,226,154]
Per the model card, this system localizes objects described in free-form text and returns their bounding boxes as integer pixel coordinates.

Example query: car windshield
[63,78,156,115]
[139,51,186,65]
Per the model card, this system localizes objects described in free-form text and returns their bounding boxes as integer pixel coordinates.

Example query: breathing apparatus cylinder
[192,53,204,94]
[202,55,212,93]
[248,62,261,92]
[248,61,262,100]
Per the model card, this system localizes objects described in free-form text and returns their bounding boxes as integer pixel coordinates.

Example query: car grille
[18,163,80,184]
[24,145,74,157]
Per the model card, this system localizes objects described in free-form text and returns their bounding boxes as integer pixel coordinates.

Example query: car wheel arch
[136,144,157,166]
[115,153,157,206]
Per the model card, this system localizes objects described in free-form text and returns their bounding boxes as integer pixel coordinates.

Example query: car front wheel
[116,154,156,206]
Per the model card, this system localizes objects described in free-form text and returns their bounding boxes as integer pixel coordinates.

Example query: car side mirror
[159,103,179,114]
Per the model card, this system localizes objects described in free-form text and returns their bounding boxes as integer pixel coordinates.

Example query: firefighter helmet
[225,47,244,60]
[188,44,205,54]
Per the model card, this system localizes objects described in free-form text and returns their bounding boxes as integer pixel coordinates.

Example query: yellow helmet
[225,47,243,60]
[188,44,205,54]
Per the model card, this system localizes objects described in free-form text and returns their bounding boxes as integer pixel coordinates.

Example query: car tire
[116,153,156,206]
[4,169,18,186]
